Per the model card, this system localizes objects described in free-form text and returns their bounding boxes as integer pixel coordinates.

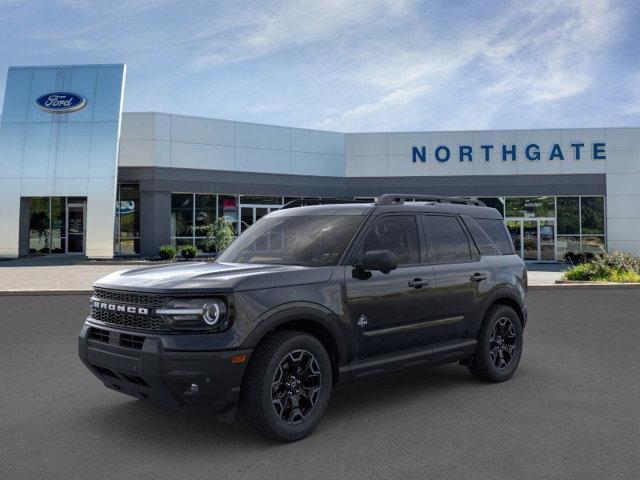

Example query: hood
[93,261,335,294]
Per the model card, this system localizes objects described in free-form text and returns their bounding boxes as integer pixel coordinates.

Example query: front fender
[241,302,350,366]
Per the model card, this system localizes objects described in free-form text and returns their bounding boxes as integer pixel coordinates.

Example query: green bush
[563,250,640,282]
[180,245,198,259]
[192,217,235,254]
[158,245,177,260]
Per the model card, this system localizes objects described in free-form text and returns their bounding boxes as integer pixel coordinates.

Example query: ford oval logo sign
[35,92,87,114]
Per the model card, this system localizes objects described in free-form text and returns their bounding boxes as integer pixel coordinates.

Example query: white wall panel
[292,128,344,155]
[346,133,387,156]
[605,150,640,173]
[387,132,429,156]
[605,195,640,218]
[346,154,387,177]
[118,139,158,167]
[388,153,431,176]
[171,115,234,146]
[235,122,290,150]
[236,147,290,174]
[171,142,234,170]
[606,128,640,151]
[291,151,344,176]
[120,113,157,140]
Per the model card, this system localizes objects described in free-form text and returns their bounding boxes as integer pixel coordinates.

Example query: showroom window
[505,196,555,218]
[171,193,216,251]
[114,184,140,255]
[556,196,605,257]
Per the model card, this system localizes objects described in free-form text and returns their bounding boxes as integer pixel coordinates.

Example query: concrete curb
[530,283,640,290]
[0,290,93,296]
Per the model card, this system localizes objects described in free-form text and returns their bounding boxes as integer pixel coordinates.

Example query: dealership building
[1,63,639,261]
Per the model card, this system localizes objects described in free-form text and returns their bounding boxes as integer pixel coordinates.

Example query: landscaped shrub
[192,217,235,254]
[159,245,177,260]
[563,252,596,265]
[563,250,640,282]
[180,245,198,259]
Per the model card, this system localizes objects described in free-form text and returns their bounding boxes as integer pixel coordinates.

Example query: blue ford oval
[36,92,87,114]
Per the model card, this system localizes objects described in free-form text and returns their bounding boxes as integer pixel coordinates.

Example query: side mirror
[359,249,398,274]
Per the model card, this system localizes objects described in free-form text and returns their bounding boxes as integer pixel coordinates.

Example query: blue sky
[1,0,639,132]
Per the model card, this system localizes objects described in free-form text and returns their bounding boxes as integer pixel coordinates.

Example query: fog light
[189,383,199,393]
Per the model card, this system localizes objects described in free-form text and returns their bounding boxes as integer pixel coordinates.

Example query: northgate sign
[411,142,606,163]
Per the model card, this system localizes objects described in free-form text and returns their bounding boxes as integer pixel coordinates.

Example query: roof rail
[375,194,486,207]
[282,198,372,209]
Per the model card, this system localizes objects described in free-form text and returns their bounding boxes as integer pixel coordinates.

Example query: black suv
[79,194,527,442]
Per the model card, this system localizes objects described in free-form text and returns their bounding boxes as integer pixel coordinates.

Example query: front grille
[93,288,167,308]
[90,288,170,333]
[90,307,168,332]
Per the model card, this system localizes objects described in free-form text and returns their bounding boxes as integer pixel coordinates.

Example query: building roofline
[122,111,639,135]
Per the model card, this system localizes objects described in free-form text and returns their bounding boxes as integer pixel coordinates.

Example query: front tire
[468,305,523,382]
[241,330,332,442]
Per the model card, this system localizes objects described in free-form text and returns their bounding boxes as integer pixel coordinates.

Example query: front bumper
[78,322,252,421]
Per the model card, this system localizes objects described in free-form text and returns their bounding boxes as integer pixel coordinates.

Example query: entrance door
[66,203,86,254]
[506,219,556,261]
[239,204,281,234]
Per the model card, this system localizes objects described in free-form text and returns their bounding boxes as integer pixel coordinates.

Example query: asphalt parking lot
[1,289,639,480]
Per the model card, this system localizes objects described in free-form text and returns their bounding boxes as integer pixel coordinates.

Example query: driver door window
[360,215,420,265]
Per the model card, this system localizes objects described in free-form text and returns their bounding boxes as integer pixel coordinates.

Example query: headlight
[157,298,228,331]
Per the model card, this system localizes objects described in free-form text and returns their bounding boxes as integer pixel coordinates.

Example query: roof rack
[282,198,372,209]
[375,194,486,207]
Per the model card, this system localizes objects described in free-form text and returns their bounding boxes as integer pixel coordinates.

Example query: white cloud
[314,0,625,130]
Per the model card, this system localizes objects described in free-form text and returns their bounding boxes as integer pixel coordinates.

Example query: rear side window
[361,215,420,265]
[422,215,472,263]
[462,216,502,256]
[475,218,514,255]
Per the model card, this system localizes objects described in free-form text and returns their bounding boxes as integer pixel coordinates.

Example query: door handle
[408,278,428,289]
[470,272,488,282]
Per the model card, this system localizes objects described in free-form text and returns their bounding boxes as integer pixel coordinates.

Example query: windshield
[216,215,364,267]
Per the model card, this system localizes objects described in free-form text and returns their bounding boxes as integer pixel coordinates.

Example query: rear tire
[468,305,523,382]
[241,330,332,442]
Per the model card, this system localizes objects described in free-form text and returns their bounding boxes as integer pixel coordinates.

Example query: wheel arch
[479,288,526,330]
[242,303,349,385]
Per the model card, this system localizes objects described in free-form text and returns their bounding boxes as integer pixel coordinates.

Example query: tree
[193,217,235,254]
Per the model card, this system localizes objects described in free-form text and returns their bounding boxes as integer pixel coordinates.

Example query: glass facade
[170,193,283,253]
[114,184,140,255]
[27,196,86,255]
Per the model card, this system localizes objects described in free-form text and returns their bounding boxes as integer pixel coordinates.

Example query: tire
[468,304,523,382]
[241,330,333,442]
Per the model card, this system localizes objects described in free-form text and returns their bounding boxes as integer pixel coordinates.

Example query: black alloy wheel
[271,349,321,424]
[467,304,523,382]
[242,330,332,442]
[489,316,517,369]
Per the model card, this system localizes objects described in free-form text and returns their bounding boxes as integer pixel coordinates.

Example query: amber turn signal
[231,354,247,364]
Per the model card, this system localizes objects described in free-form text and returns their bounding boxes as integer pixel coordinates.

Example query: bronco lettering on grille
[92,300,149,315]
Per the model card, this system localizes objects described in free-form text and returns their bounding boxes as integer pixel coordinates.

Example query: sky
[0,0,639,132]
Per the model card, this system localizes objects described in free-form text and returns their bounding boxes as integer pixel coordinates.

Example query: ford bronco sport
[79,194,527,442]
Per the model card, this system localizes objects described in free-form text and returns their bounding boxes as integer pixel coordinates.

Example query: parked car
[79,194,527,442]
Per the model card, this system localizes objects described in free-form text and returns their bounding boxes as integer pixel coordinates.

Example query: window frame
[344,213,425,267]
[421,213,480,265]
